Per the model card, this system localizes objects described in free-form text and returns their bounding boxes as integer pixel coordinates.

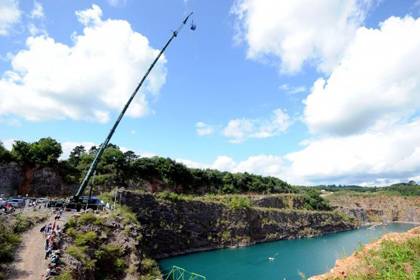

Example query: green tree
[0,141,13,163]
[29,137,62,167]
[11,140,33,166]
[68,145,86,168]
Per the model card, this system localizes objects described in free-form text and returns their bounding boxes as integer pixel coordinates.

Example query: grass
[346,236,420,279]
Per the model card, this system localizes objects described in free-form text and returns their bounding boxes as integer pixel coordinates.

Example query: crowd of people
[40,208,64,278]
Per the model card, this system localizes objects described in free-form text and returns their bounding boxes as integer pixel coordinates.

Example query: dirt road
[8,212,70,280]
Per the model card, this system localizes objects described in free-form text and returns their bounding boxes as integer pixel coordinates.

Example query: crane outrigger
[63,13,194,210]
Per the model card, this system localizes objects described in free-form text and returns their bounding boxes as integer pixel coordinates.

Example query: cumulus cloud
[0,0,21,35]
[229,6,420,185]
[304,16,420,136]
[222,109,291,143]
[286,119,420,185]
[231,0,378,73]
[0,4,167,123]
[196,122,215,136]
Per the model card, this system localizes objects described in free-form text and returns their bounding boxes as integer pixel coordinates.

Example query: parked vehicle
[8,198,25,208]
[37,198,48,203]
[0,198,7,209]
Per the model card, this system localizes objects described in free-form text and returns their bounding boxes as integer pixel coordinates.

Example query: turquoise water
[159,223,417,280]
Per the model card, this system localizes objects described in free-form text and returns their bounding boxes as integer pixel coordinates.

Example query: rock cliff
[328,194,420,224]
[0,162,71,196]
[0,162,22,196]
[119,191,359,259]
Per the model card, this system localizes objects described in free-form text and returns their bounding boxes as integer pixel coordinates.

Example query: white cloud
[222,109,291,143]
[231,0,377,74]
[408,175,420,184]
[0,4,167,123]
[279,84,306,95]
[0,0,21,35]
[60,141,95,159]
[286,119,420,185]
[304,16,420,136]
[196,122,215,136]
[178,154,308,186]
[30,1,44,19]
[75,4,102,26]
[176,158,209,170]
[1,139,15,151]
[222,119,254,143]
[28,23,46,36]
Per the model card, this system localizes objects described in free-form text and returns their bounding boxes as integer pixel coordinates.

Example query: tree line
[0,138,294,195]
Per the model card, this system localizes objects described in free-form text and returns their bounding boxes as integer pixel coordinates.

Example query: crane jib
[72,12,194,202]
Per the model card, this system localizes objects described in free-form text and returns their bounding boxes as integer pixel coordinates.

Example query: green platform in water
[159,223,417,280]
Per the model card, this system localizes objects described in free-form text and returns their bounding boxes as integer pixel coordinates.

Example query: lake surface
[159,223,417,280]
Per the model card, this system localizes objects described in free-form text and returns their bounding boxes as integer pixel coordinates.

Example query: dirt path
[7,212,71,280]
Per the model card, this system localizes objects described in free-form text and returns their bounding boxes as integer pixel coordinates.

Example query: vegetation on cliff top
[1,138,292,195]
[314,181,420,197]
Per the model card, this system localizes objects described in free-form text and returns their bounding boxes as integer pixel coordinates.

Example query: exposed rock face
[0,162,22,196]
[30,167,66,196]
[0,162,71,196]
[119,191,359,259]
[251,194,306,209]
[329,195,420,224]
[332,207,370,224]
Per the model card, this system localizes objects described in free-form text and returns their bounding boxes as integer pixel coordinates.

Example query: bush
[94,244,127,280]
[302,189,330,211]
[78,212,103,226]
[66,245,86,262]
[66,217,77,228]
[230,196,251,210]
[119,205,140,225]
[74,231,98,246]
[55,270,74,280]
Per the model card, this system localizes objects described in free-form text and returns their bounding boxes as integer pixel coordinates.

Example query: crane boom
[73,12,193,202]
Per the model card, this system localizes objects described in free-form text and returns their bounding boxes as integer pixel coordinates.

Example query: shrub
[230,196,251,210]
[78,212,103,225]
[66,217,77,228]
[94,244,127,280]
[66,245,86,262]
[74,231,98,246]
[55,270,74,280]
[119,205,140,225]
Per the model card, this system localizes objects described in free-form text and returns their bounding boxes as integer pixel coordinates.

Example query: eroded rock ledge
[119,191,359,259]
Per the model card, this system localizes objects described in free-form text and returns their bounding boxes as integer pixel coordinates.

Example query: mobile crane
[49,13,194,211]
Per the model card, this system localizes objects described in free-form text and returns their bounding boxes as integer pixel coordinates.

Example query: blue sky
[1,0,420,186]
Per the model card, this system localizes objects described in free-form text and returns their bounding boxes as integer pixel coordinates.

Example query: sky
[1,0,420,187]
